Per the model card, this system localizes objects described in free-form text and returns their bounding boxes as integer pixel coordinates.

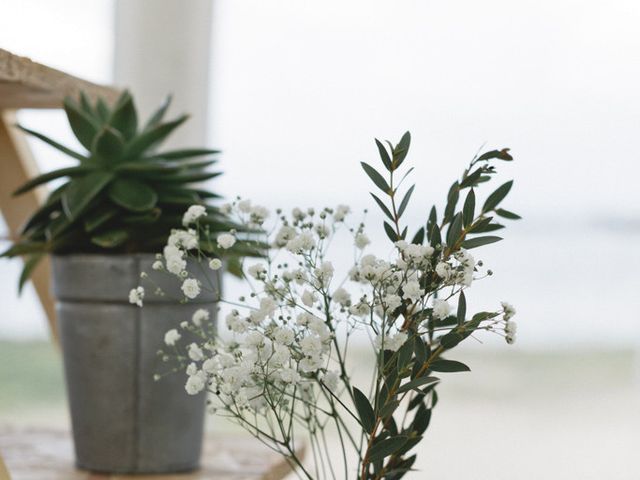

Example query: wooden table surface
[0,427,296,480]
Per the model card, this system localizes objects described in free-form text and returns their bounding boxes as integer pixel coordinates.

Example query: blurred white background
[2,0,640,348]
[1,1,640,479]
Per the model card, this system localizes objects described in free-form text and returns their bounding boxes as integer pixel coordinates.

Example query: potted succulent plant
[2,91,257,473]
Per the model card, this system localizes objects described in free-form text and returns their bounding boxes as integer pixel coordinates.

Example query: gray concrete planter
[52,254,216,474]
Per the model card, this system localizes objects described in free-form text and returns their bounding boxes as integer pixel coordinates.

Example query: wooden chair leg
[0,450,11,480]
[0,109,57,342]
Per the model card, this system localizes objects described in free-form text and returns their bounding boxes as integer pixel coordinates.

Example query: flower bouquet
[134,132,519,479]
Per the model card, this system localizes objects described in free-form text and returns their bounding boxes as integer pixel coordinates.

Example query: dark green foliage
[3,91,259,292]
[356,133,521,479]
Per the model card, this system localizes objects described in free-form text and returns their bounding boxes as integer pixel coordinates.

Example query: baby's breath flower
[164,329,181,346]
[332,287,351,307]
[209,258,222,270]
[333,205,350,222]
[188,343,204,361]
[192,308,210,326]
[238,199,252,213]
[301,290,317,307]
[502,301,516,321]
[432,299,451,320]
[181,278,201,299]
[217,233,236,249]
[185,373,206,395]
[376,332,408,352]
[128,286,144,307]
[182,205,207,226]
[402,280,424,303]
[355,233,370,250]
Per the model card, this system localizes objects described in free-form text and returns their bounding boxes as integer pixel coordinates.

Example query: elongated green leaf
[397,376,439,394]
[126,115,188,158]
[482,180,513,213]
[16,125,87,161]
[413,404,432,435]
[370,193,394,221]
[368,436,409,462]
[92,126,125,160]
[108,178,157,212]
[430,359,470,373]
[361,162,390,194]
[90,229,129,248]
[109,91,138,140]
[429,223,441,248]
[379,400,400,419]
[462,189,475,227]
[446,212,463,247]
[384,221,398,242]
[457,291,466,326]
[443,182,459,224]
[397,184,415,218]
[411,227,425,245]
[461,235,502,249]
[62,171,114,220]
[13,166,92,195]
[375,139,392,171]
[18,254,44,294]
[393,131,411,168]
[476,148,512,162]
[63,97,99,150]
[353,387,375,432]
[496,208,521,220]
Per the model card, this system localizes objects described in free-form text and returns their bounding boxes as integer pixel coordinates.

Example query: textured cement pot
[52,254,216,473]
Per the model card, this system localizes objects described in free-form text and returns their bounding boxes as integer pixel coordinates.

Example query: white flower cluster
[142,201,517,419]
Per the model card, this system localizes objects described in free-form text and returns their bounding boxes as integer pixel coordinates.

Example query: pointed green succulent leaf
[13,166,93,196]
[95,98,111,122]
[63,97,100,151]
[126,115,189,158]
[144,94,172,131]
[92,126,126,160]
[16,125,87,162]
[108,178,158,212]
[143,148,220,161]
[109,91,138,140]
[62,171,115,220]
[18,254,44,295]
